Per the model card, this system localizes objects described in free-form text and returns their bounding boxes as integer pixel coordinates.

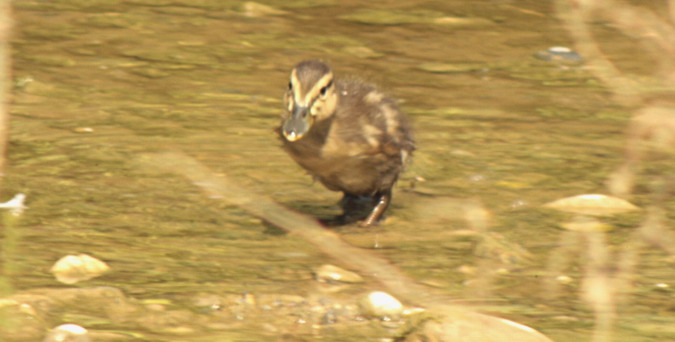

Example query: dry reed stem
[0,0,13,329]
[556,0,675,105]
[140,152,452,306]
[581,229,615,342]
[556,1,675,341]
[0,0,11,192]
[608,106,675,196]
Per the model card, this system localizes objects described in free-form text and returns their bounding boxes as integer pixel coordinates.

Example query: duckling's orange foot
[357,190,392,227]
[358,209,385,227]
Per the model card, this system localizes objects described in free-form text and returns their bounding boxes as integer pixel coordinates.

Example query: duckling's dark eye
[288,81,293,91]
[320,80,333,96]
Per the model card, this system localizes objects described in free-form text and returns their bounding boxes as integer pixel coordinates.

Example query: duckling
[278,60,414,226]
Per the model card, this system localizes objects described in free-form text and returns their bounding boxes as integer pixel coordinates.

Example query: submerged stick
[141,152,552,342]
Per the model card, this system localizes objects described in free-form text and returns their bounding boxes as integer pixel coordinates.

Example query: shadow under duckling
[278,60,414,227]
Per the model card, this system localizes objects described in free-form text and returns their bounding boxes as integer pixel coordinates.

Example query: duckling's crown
[294,60,331,86]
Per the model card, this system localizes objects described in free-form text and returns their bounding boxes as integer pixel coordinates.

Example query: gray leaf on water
[544,194,639,216]
[315,264,364,284]
[43,324,90,342]
[50,254,110,284]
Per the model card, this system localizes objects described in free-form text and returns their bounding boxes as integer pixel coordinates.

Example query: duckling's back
[301,79,414,196]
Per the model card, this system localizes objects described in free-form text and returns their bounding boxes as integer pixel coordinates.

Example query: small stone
[0,300,46,341]
[50,254,110,284]
[342,46,382,59]
[457,265,476,275]
[432,16,493,27]
[315,264,364,284]
[359,291,404,319]
[240,2,287,17]
[533,46,583,64]
[403,313,552,342]
[241,292,257,306]
[73,127,94,133]
[417,62,485,74]
[403,307,426,316]
[544,194,639,216]
[43,324,91,342]
[496,268,510,275]
[556,275,573,285]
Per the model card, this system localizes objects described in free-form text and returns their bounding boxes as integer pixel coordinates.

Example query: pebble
[72,127,94,133]
[359,291,404,319]
[533,46,583,63]
[417,62,486,74]
[432,16,493,27]
[43,324,91,342]
[240,2,287,17]
[315,264,364,284]
[50,254,110,284]
[544,193,639,216]
[556,275,573,285]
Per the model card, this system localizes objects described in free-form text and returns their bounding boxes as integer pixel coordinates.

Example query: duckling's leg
[337,193,368,224]
[360,189,392,227]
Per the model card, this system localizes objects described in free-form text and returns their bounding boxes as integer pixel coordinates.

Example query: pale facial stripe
[290,70,334,108]
[304,72,333,105]
[290,69,304,107]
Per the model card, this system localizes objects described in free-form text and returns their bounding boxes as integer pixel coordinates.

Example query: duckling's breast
[281,79,414,196]
[286,143,402,195]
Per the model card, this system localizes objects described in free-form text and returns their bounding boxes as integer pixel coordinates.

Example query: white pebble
[315,264,364,283]
[43,324,90,342]
[50,254,110,284]
[359,291,403,319]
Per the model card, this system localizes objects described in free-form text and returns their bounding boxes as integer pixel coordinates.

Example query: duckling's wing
[333,80,414,159]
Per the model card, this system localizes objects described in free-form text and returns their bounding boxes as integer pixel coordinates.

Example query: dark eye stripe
[320,80,333,96]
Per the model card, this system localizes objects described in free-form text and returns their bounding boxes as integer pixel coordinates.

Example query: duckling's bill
[282,105,313,142]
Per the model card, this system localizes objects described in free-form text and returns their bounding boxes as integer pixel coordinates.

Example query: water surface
[3,1,674,341]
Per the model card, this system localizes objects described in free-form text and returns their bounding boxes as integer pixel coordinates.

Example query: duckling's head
[282,60,337,142]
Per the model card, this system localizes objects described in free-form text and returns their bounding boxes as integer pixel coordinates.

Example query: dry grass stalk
[556,1,675,341]
[556,0,675,105]
[0,0,12,193]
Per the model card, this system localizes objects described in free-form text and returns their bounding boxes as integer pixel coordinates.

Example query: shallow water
[2,0,674,341]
